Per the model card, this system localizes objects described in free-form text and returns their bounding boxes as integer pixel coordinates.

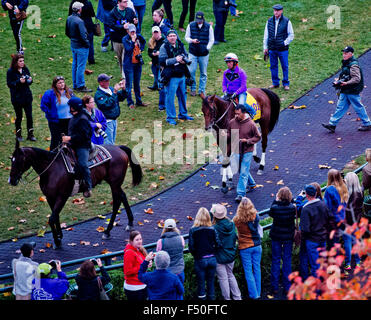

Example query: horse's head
[200,94,217,131]
[8,140,28,186]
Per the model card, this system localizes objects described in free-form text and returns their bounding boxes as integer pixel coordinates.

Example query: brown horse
[201,88,280,179]
[8,141,142,249]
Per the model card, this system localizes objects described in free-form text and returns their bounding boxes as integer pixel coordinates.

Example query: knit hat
[305,184,317,197]
[38,263,52,276]
[154,251,170,270]
[211,204,227,219]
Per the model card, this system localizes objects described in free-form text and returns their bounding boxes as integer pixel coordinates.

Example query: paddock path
[1,49,370,296]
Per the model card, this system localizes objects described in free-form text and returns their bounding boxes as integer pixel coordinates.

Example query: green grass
[0,0,370,241]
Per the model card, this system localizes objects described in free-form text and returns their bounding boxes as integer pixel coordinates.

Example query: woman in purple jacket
[82,95,107,145]
[222,53,256,118]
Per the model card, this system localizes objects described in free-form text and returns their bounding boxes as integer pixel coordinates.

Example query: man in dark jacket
[300,184,336,279]
[263,4,294,90]
[108,0,138,77]
[322,46,371,132]
[185,11,214,96]
[62,97,93,198]
[66,2,92,93]
[1,0,28,53]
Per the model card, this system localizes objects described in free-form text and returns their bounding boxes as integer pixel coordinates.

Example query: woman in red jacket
[123,230,150,300]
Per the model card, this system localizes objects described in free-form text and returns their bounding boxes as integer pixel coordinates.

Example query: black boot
[16,129,23,142]
[27,128,37,141]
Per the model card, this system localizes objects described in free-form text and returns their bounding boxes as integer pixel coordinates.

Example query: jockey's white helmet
[224,53,239,63]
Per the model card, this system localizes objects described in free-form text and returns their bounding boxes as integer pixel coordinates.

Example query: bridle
[206,96,236,130]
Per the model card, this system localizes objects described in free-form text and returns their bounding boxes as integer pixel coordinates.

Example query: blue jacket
[324,185,346,223]
[138,260,184,300]
[94,86,126,120]
[96,0,115,24]
[268,200,296,241]
[2,0,28,20]
[31,272,69,300]
[89,108,107,145]
[122,33,146,68]
[40,89,74,123]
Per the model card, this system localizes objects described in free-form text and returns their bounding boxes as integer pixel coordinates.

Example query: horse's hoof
[102,232,110,240]
[253,156,261,163]
[125,224,134,231]
[257,170,264,175]
[221,186,229,194]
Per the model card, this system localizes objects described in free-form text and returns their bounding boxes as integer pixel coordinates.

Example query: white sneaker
[101,46,108,52]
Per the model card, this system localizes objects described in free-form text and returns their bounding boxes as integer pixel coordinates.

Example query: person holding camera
[322,46,371,133]
[12,242,38,300]
[6,53,36,142]
[222,53,256,119]
[108,0,138,78]
[82,95,107,145]
[62,97,93,198]
[75,258,111,300]
[159,29,194,126]
[122,24,147,109]
[1,0,29,54]
[31,260,69,300]
[185,11,214,97]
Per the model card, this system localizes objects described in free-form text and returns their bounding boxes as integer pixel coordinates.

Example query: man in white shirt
[263,4,294,91]
[185,11,214,96]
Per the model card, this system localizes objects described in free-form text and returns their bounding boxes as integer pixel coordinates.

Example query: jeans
[151,64,160,88]
[88,32,95,63]
[165,76,189,122]
[215,262,241,300]
[229,0,237,15]
[176,271,185,300]
[178,0,197,29]
[101,24,111,47]
[158,70,166,109]
[329,93,371,127]
[124,287,148,301]
[269,49,289,87]
[299,239,309,281]
[306,240,325,278]
[271,240,293,292]
[71,46,89,89]
[134,5,146,34]
[75,147,92,190]
[238,93,257,118]
[194,256,217,300]
[124,63,143,107]
[152,0,173,25]
[104,120,117,145]
[189,53,209,94]
[240,245,262,299]
[233,152,256,196]
[213,9,228,42]
[339,233,361,266]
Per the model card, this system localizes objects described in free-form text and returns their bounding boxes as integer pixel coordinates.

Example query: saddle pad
[245,92,261,121]
[61,145,112,174]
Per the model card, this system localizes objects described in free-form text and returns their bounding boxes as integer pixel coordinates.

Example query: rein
[211,98,235,130]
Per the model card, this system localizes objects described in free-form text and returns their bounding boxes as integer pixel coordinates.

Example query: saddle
[224,93,261,121]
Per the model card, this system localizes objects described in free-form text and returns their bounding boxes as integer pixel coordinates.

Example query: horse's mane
[23,147,57,161]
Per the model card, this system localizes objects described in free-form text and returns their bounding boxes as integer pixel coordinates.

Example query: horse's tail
[260,88,280,133]
[119,145,142,187]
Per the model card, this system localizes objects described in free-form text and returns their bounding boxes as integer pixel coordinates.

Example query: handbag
[97,277,109,300]
[293,206,301,248]
[15,11,27,22]
[93,18,102,36]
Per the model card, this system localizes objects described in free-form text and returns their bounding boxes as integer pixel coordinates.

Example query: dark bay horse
[201,88,280,179]
[8,141,142,248]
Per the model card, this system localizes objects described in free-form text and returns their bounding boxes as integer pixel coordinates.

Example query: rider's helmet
[224,53,239,63]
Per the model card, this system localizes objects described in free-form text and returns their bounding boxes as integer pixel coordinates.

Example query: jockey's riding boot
[27,128,37,141]
[16,129,23,142]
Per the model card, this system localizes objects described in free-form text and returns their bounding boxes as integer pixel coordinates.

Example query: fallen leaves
[144,208,154,215]
[318,164,331,169]
[288,105,307,109]
[39,196,47,202]
[96,226,105,233]
[72,198,85,205]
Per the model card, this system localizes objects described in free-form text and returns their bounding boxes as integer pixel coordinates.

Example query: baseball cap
[68,97,84,112]
[20,242,36,257]
[195,11,205,22]
[128,24,136,33]
[342,46,354,53]
[164,218,176,229]
[305,184,317,197]
[97,73,113,82]
[152,26,161,33]
[38,263,52,276]
[272,4,283,10]
[72,2,84,11]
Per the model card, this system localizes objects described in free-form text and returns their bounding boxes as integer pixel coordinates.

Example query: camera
[181,54,192,66]
[49,260,58,269]
[90,258,98,266]
[96,128,107,139]
[332,75,350,89]
[135,54,144,65]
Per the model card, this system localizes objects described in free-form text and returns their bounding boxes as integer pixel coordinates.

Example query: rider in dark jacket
[62,97,93,198]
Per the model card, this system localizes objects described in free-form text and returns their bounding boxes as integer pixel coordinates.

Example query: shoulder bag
[93,18,102,36]
[97,277,109,300]
[293,206,301,248]
[15,11,28,22]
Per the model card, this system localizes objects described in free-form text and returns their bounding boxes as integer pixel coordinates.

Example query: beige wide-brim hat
[211,204,227,219]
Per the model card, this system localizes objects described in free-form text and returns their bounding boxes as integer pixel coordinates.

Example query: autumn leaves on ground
[0,0,370,241]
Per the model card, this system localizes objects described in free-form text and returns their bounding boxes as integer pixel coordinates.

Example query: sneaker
[167,119,177,126]
[75,86,92,93]
[147,85,158,91]
[358,125,371,131]
[235,195,243,203]
[283,86,290,91]
[190,91,197,97]
[178,115,194,121]
[101,46,108,52]
[322,123,336,133]
[268,84,279,89]
[136,102,148,107]
[246,185,257,193]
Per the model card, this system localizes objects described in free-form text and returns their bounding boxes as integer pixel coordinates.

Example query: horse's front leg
[257,129,268,175]
[47,196,68,249]
[120,189,134,231]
